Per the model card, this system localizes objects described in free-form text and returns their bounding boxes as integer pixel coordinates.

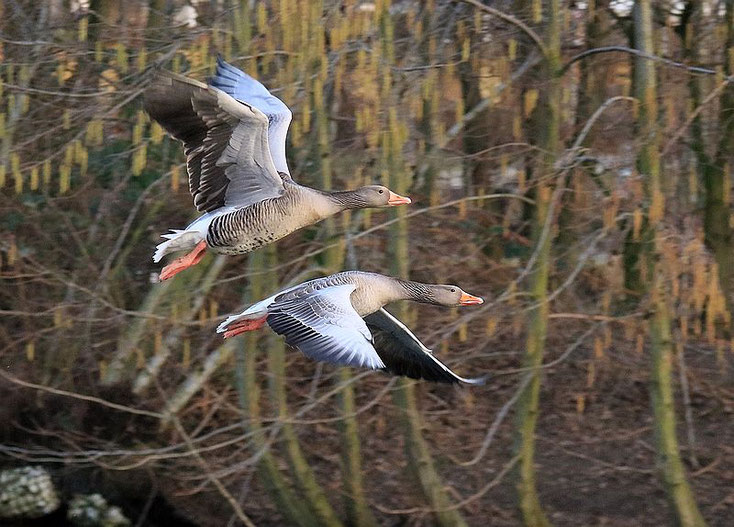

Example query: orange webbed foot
[223,316,268,339]
[159,240,207,281]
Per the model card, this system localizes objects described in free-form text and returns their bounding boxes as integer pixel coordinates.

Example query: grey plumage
[217,271,486,384]
[144,70,283,213]
[145,66,409,272]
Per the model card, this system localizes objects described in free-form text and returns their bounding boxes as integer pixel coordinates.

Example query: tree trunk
[634,2,707,525]
[265,247,343,527]
[313,45,378,526]
[696,0,734,336]
[512,1,561,525]
[575,0,609,129]
[234,252,321,527]
[385,82,467,526]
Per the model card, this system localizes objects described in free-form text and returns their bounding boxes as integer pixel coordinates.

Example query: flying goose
[216,271,487,384]
[144,63,410,281]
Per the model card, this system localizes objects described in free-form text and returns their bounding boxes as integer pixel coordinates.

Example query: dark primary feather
[144,71,228,212]
[364,309,486,385]
[143,70,284,213]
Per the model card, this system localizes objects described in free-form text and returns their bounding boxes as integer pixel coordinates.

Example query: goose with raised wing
[144,61,410,281]
[216,271,487,384]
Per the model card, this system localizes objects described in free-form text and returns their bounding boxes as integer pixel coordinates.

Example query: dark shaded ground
[2,219,733,526]
[6,329,733,527]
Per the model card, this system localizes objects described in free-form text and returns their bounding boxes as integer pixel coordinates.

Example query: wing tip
[456,373,489,386]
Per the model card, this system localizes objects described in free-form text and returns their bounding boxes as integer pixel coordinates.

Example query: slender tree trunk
[386,100,467,527]
[634,2,707,525]
[575,0,608,129]
[234,252,321,527]
[512,2,561,526]
[514,180,553,527]
[622,1,645,297]
[458,16,503,258]
[313,41,378,526]
[702,0,734,335]
[649,280,708,527]
[265,247,343,527]
[226,6,320,520]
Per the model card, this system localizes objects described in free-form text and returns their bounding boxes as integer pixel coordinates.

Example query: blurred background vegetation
[1,0,733,526]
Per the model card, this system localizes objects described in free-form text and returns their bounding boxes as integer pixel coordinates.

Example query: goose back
[267,271,411,315]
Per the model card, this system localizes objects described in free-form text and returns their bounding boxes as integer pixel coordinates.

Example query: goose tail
[152,229,204,263]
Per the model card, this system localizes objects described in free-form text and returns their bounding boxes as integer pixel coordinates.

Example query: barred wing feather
[266,284,385,370]
[143,70,284,212]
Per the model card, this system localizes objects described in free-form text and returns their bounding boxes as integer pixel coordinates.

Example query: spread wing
[144,70,284,212]
[364,309,487,385]
[266,284,385,370]
[210,56,292,175]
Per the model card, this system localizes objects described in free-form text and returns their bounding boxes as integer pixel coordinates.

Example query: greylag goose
[144,64,410,281]
[216,271,486,384]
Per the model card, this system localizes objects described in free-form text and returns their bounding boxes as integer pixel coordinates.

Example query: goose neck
[374,277,436,305]
[325,189,368,211]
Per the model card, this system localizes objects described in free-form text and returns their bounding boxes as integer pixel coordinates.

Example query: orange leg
[223,316,268,339]
[159,240,208,281]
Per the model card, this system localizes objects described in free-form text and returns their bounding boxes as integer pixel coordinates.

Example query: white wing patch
[210,57,293,175]
[267,284,385,370]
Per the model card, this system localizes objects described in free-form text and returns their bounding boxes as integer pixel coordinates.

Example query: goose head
[346,185,412,208]
[430,285,484,306]
[397,280,484,306]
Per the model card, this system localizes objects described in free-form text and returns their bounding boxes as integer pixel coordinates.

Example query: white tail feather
[152,230,204,263]
[160,229,186,240]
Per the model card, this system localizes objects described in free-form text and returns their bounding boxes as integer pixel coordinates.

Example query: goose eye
[450,288,456,293]
[378,189,384,194]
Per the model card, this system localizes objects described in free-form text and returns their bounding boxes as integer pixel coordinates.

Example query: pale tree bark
[512,1,560,526]
[634,2,707,525]
[264,246,343,527]
[234,252,321,527]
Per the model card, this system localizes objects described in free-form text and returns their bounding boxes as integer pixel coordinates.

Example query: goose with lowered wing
[217,271,487,385]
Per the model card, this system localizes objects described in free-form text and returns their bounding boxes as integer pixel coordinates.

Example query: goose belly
[206,202,316,255]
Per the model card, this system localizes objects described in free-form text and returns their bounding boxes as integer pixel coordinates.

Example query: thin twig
[172,419,257,527]
[455,323,601,467]
[561,45,723,76]
[375,455,520,514]
[0,368,163,419]
[219,193,533,283]
[662,78,732,156]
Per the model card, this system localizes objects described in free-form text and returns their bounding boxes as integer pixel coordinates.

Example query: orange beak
[387,191,412,206]
[459,292,484,305]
